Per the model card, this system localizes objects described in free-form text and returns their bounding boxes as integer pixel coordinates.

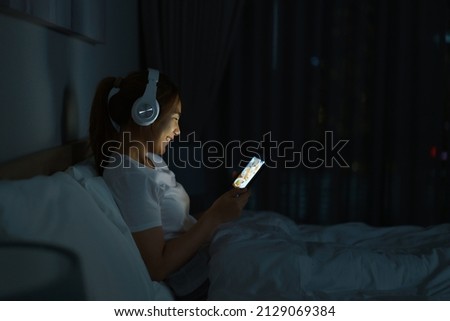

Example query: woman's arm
[132,188,250,281]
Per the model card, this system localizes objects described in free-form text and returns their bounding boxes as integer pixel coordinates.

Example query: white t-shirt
[103,152,208,296]
[103,152,197,240]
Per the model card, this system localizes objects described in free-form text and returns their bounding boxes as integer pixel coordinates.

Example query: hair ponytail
[89,77,117,175]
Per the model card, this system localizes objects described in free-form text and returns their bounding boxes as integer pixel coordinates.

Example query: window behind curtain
[215,0,450,226]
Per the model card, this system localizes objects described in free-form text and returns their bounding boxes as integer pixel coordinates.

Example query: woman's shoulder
[103,152,176,189]
[103,159,164,201]
[103,153,155,181]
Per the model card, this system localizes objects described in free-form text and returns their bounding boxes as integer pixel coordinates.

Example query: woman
[89,69,250,299]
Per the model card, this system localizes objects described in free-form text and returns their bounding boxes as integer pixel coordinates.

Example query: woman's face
[150,98,181,155]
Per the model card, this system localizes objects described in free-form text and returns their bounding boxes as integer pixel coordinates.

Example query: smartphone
[232,156,265,189]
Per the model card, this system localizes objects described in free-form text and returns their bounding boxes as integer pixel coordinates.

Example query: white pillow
[66,160,138,247]
[0,172,173,300]
[65,158,98,182]
[65,158,128,234]
[78,176,131,237]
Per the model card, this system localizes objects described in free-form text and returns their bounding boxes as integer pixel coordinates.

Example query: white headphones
[108,68,160,132]
[131,68,160,126]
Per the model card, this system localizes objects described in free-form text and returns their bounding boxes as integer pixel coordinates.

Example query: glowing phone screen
[232,157,265,189]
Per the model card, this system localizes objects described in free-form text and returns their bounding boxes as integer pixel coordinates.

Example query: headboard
[0,140,92,180]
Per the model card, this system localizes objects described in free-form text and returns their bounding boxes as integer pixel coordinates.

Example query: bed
[1,140,450,300]
[209,211,450,300]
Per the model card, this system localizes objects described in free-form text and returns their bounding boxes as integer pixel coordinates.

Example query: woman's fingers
[229,188,251,208]
[229,188,247,198]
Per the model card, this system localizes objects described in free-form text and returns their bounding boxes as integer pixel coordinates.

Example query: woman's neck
[123,141,154,168]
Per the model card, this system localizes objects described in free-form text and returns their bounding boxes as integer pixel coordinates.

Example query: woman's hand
[201,188,251,235]
[212,188,250,221]
[133,187,249,281]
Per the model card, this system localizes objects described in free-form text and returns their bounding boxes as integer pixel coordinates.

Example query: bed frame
[0,140,91,180]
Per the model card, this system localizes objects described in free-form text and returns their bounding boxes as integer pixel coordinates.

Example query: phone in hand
[232,156,265,189]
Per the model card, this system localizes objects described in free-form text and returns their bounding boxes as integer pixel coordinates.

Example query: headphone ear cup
[131,97,160,126]
[131,68,160,126]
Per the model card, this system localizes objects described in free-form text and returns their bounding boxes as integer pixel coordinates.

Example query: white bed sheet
[208,211,450,300]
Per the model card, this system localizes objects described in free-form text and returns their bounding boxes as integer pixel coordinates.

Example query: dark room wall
[0,0,141,163]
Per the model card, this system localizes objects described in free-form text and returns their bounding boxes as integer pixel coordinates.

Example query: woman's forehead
[173,99,182,114]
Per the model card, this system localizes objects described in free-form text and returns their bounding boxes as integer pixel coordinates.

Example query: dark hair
[89,70,180,174]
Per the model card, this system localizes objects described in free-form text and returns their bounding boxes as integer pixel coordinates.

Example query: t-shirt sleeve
[105,170,163,232]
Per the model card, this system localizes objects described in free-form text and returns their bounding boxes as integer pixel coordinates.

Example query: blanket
[208,211,450,300]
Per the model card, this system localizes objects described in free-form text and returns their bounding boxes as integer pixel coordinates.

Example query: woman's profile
[89,68,250,299]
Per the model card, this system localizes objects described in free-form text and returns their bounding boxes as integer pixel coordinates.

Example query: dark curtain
[220,0,450,226]
[139,0,245,135]
[140,0,450,226]
[139,0,246,211]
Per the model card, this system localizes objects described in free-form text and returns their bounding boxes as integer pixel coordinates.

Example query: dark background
[142,0,450,227]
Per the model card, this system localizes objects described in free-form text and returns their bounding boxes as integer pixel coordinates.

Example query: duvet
[208,211,450,300]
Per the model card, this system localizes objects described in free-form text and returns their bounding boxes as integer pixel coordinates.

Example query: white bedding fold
[208,211,450,300]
